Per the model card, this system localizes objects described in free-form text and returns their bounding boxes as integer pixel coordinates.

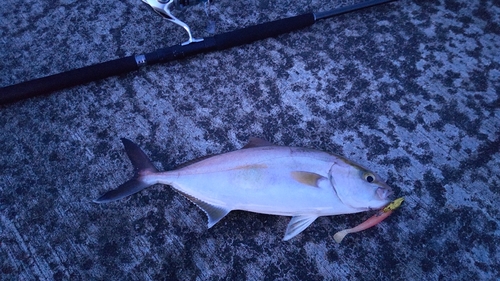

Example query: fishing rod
[0,0,396,105]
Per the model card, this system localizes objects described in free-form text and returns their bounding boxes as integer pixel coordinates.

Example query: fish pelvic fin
[283,215,318,241]
[93,138,159,203]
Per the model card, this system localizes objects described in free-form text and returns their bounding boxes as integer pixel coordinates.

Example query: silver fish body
[95,138,393,240]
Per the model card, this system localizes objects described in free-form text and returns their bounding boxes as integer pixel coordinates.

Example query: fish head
[328,157,393,211]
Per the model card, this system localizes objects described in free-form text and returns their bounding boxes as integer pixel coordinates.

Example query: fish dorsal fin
[174,189,230,228]
[290,171,326,188]
[242,137,275,149]
[283,215,318,241]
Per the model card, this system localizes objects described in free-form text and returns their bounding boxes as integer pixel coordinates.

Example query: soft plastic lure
[333,197,404,243]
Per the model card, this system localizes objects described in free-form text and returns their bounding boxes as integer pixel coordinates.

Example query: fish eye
[364,173,375,183]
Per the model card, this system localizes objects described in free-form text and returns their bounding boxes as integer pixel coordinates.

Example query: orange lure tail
[333,197,404,243]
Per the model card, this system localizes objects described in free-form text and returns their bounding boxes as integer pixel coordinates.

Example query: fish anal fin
[242,137,275,149]
[175,189,231,228]
[284,215,318,241]
[291,171,325,188]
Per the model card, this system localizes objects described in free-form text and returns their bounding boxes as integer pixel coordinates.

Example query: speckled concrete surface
[1,0,499,280]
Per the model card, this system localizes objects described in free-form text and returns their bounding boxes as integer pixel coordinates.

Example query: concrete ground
[1,0,498,280]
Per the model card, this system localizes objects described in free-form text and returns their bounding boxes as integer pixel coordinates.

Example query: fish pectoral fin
[242,137,275,149]
[175,189,230,228]
[290,171,326,188]
[283,215,318,241]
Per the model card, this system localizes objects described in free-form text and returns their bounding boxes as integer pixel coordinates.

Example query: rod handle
[0,56,139,105]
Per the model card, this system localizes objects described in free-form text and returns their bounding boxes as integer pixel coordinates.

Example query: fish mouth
[376,184,394,201]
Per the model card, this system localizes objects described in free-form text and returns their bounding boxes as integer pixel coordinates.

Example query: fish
[94,137,394,241]
[333,197,404,243]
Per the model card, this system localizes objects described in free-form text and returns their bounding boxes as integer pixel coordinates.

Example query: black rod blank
[0,0,395,105]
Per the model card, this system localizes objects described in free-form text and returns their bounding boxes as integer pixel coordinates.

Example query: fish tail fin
[93,138,159,203]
